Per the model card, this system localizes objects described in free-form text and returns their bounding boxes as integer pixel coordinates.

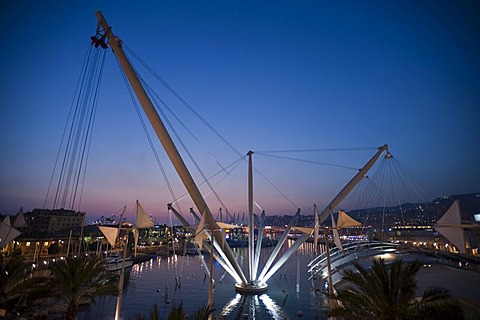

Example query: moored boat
[105,252,133,272]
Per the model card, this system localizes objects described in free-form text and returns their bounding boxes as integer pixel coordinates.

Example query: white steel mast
[248,151,254,282]
[94,11,247,286]
[258,144,389,284]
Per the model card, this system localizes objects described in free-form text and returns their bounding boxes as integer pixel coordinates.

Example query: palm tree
[167,303,186,320]
[410,287,464,320]
[33,255,118,320]
[0,255,32,311]
[189,303,215,320]
[325,258,464,320]
[135,303,160,320]
[135,302,215,320]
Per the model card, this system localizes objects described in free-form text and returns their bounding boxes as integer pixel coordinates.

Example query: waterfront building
[22,208,86,237]
[1,209,83,260]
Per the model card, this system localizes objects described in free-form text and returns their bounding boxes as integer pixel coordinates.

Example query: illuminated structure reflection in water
[78,240,480,319]
[79,243,325,319]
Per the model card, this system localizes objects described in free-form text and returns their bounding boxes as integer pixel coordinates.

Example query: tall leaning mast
[92,11,247,286]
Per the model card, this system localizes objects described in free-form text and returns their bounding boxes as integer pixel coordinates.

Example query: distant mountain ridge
[264,192,480,228]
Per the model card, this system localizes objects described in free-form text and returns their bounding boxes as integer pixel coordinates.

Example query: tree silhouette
[326,258,464,320]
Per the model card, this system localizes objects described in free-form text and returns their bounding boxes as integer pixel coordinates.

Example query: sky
[1,1,479,224]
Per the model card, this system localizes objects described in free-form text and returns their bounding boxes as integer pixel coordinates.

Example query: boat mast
[94,11,247,284]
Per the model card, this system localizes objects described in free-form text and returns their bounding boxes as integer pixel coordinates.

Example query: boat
[106,252,133,272]
[99,201,153,272]
[98,215,129,272]
[184,243,200,255]
[99,226,134,272]
[226,238,278,248]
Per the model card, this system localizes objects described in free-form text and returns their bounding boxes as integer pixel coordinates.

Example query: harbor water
[79,241,324,319]
[78,241,480,319]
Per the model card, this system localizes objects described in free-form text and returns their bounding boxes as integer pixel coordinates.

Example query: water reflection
[77,240,480,320]
[131,258,155,276]
[79,247,324,319]
[218,294,241,318]
[218,294,288,319]
[259,294,289,319]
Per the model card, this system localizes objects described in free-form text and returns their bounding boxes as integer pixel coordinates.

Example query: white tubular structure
[258,144,389,284]
[93,10,389,296]
[94,11,247,285]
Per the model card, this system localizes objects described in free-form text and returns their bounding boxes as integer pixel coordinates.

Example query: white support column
[253,210,265,281]
[94,11,247,285]
[167,204,190,227]
[258,210,300,281]
[247,151,254,282]
[317,144,389,223]
[261,145,389,283]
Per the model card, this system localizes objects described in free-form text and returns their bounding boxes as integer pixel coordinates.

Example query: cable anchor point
[91,24,110,49]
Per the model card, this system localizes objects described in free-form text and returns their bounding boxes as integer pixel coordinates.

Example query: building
[23,208,86,237]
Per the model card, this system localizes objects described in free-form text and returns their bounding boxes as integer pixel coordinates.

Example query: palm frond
[191,303,215,320]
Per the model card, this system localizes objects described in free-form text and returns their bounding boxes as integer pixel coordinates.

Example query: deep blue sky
[1,1,479,223]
